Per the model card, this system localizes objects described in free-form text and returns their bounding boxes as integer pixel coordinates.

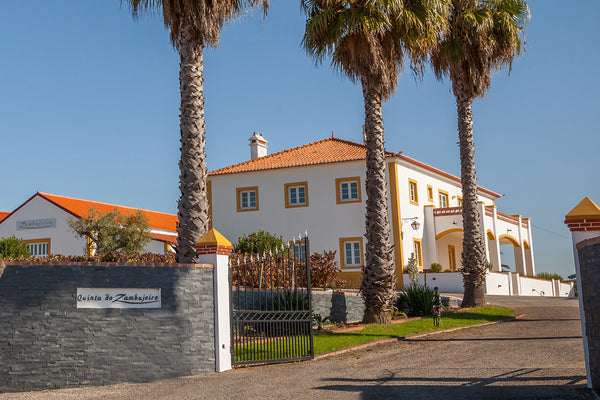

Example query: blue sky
[1,1,598,278]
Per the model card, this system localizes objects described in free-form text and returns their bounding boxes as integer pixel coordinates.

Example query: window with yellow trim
[236,186,259,212]
[339,237,364,269]
[457,196,463,207]
[438,190,449,208]
[23,238,51,258]
[412,238,423,267]
[408,179,419,205]
[427,185,433,202]
[284,182,309,208]
[335,177,361,204]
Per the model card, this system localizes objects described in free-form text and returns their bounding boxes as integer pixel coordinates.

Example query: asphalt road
[1,296,597,400]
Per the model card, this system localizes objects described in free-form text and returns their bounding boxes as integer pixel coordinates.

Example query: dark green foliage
[430,263,442,272]
[272,290,309,311]
[67,207,152,256]
[1,252,176,264]
[233,230,283,254]
[537,272,565,282]
[0,236,31,259]
[313,314,330,330]
[396,284,435,317]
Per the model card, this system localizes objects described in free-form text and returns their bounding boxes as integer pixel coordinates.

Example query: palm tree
[302,0,446,324]
[431,0,529,307]
[124,0,269,263]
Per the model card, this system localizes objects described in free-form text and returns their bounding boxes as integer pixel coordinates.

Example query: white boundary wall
[401,271,573,297]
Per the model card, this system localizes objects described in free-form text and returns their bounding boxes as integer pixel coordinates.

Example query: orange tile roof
[0,211,9,223]
[151,232,178,244]
[209,137,398,176]
[35,192,178,232]
[209,137,501,198]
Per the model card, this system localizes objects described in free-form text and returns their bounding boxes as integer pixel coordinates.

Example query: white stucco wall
[210,157,502,272]
[518,276,554,297]
[485,272,511,295]
[0,195,173,256]
[210,161,367,271]
[0,196,86,255]
[393,157,496,270]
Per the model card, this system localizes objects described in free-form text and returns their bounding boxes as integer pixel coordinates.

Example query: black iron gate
[230,236,313,366]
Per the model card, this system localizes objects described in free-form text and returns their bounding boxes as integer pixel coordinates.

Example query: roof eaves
[393,155,501,198]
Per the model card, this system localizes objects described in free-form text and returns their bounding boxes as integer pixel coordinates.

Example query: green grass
[233,306,515,361]
[313,305,515,354]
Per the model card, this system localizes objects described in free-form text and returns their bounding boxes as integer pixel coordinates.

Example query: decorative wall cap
[195,228,232,248]
[565,197,600,221]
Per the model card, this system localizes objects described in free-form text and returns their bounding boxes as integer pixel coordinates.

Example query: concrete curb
[313,313,524,361]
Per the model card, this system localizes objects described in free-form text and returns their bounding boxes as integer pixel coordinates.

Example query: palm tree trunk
[176,19,210,263]
[360,80,396,324]
[455,89,487,307]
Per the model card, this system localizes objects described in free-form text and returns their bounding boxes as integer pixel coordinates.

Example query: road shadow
[315,368,595,399]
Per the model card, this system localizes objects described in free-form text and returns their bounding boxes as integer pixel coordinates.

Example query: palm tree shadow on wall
[329,292,348,323]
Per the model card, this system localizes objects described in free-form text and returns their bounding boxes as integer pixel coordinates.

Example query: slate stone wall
[311,290,364,323]
[0,263,216,392]
[577,239,600,393]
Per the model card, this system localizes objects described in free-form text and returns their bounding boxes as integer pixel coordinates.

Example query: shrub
[272,289,309,311]
[537,272,565,282]
[405,254,419,285]
[310,250,347,289]
[1,252,176,264]
[0,236,31,259]
[68,207,151,256]
[430,263,442,272]
[233,230,283,254]
[396,284,435,317]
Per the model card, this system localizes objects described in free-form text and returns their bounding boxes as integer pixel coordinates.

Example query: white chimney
[249,132,268,159]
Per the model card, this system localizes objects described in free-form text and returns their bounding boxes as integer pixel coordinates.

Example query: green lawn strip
[233,306,515,361]
[313,305,515,355]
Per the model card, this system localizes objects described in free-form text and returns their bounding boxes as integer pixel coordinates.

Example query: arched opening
[498,234,526,275]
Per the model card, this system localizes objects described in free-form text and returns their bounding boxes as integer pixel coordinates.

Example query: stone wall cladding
[0,263,216,393]
[577,240,600,392]
[311,290,364,323]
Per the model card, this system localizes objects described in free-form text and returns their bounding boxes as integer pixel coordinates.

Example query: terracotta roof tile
[209,137,398,176]
[151,232,178,244]
[0,211,9,223]
[209,136,500,198]
[37,192,178,232]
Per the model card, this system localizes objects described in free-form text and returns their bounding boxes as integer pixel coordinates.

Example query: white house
[0,192,177,257]
[208,133,536,287]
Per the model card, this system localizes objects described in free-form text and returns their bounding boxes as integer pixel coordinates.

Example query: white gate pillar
[195,228,233,373]
[565,197,600,391]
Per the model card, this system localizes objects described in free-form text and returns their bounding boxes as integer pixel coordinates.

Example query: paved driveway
[1,296,597,399]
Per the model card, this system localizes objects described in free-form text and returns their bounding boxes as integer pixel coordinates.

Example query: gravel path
[1,296,597,399]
